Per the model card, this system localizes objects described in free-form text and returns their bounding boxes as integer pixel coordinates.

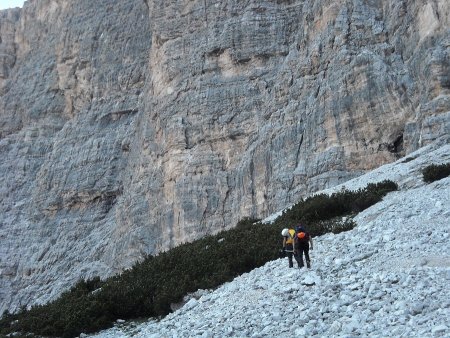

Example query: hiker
[294,224,313,268]
[281,228,296,268]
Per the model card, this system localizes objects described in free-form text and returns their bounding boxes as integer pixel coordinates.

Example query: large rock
[0,0,151,313]
[0,0,449,313]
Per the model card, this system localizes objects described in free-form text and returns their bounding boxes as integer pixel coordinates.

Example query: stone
[432,325,448,335]
[1,0,450,314]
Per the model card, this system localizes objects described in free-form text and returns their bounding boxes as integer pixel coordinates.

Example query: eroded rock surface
[0,0,449,313]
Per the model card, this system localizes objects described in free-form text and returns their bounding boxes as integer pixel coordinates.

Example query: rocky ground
[89,143,450,337]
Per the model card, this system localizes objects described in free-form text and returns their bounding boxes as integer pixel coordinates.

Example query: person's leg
[287,252,293,268]
[298,248,305,268]
[305,246,311,268]
[294,251,301,268]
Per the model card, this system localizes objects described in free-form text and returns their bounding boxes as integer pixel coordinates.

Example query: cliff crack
[98,109,138,124]
[288,133,304,197]
[294,133,304,170]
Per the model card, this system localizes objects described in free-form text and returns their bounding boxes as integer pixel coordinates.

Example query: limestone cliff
[1,0,449,313]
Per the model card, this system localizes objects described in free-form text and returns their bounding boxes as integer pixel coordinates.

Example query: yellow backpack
[285,229,296,245]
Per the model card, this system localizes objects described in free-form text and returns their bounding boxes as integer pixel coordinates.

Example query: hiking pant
[285,244,294,268]
[296,243,311,268]
[287,251,294,268]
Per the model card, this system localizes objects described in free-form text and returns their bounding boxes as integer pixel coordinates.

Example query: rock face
[0,0,449,313]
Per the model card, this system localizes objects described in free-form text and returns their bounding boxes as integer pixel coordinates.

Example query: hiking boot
[306,261,311,268]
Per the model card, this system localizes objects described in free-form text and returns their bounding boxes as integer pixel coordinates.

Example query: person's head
[295,224,304,232]
[281,228,289,237]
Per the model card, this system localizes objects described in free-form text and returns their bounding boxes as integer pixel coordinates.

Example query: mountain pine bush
[422,163,450,183]
[0,180,397,338]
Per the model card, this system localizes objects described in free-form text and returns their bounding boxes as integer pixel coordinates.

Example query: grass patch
[0,180,397,338]
[422,163,450,183]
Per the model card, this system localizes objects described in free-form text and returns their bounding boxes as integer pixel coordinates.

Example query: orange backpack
[297,231,309,242]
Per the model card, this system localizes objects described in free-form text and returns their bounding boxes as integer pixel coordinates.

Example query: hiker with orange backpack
[281,228,297,268]
[294,224,313,268]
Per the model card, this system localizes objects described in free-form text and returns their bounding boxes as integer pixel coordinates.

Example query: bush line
[0,180,398,338]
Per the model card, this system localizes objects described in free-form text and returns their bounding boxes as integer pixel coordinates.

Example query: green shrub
[422,163,450,183]
[309,217,357,235]
[0,180,397,338]
[277,180,398,232]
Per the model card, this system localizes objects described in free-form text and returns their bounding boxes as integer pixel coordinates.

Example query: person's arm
[282,237,286,249]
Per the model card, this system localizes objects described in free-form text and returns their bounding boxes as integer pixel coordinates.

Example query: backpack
[296,230,309,242]
[285,229,296,245]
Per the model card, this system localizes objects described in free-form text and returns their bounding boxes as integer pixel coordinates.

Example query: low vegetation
[422,163,450,183]
[0,180,397,338]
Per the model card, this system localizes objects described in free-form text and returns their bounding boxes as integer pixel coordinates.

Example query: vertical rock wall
[0,0,151,312]
[135,0,450,248]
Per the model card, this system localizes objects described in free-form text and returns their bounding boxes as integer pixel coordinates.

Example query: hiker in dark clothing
[281,228,297,268]
[294,225,313,268]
